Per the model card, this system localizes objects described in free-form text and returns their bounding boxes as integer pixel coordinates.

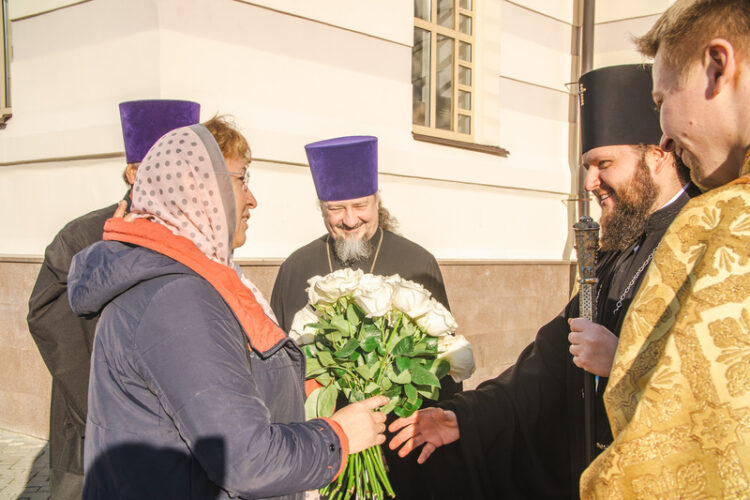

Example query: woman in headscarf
[68,120,387,499]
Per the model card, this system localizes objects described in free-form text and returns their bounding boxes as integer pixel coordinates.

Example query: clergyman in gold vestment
[581,1,750,497]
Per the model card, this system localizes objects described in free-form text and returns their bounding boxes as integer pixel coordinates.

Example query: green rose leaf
[318,351,335,367]
[403,395,422,412]
[365,350,379,366]
[380,396,399,415]
[305,387,321,420]
[364,381,380,394]
[334,338,360,358]
[318,383,338,418]
[395,356,411,372]
[346,304,361,326]
[330,315,351,336]
[410,365,441,387]
[302,344,318,358]
[361,336,380,353]
[433,359,451,380]
[360,321,380,338]
[393,336,414,356]
[306,356,321,372]
[355,364,372,380]
[382,385,401,398]
[404,383,418,403]
[380,376,393,391]
[394,405,414,418]
[416,384,440,400]
[389,368,411,385]
[305,358,327,378]
[315,372,332,386]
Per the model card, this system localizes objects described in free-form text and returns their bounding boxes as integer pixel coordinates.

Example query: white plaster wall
[237,0,412,47]
[0,0,637,261]
[8,0,89,20]
[593,14,661,68]
[0,158,126,255]
[595,0,674,24]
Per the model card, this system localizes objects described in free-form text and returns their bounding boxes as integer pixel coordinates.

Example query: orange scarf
[103,217,286,355]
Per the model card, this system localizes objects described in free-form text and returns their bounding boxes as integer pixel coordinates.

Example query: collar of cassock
[644,182,700,235]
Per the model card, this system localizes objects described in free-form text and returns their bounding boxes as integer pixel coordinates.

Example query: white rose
[438,334,475,382]
[306,275,324,305]
[384,274,403,287]
[352,273,394,317]
[289,305,320,345]
[306,268,363,305]
[391,279,432,319]
[415,299,458,336]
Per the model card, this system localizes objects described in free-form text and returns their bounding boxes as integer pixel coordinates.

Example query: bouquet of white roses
[290,268,475,499]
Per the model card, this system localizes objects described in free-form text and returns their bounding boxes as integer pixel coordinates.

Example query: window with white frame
[413,0,474,140]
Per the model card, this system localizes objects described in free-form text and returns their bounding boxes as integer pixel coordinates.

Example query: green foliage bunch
[292,269,474,499]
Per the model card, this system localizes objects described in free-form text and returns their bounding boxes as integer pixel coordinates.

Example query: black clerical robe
[439,184,701,499]
[27,202,121,500]
[271,228,463,500]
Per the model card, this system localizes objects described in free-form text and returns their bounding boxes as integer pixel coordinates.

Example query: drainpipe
[577,0,595,218]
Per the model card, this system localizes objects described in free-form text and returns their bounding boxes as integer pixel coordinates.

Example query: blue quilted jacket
[68,241,344,499]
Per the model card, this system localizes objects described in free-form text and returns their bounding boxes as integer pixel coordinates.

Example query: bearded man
[581,0,750,496]
[388,64,700,499]
[270,135,463,499]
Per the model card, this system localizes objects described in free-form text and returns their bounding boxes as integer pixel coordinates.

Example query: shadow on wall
[83,438,225,499]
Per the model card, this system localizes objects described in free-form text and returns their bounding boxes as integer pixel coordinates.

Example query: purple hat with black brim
[119,99,201,163]
[305,135,378,201]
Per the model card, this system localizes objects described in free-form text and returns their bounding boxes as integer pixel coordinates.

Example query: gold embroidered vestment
[581,171,750,498]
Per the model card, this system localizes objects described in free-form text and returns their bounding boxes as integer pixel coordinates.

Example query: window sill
[412,132,509,158]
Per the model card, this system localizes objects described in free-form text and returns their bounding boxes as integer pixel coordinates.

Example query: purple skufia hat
[119,99,201,163]
[305,135,378,201]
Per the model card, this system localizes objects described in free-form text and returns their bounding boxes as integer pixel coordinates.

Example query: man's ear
[647,146,670,175]
[124,163,139,185]
[705,38,736,98]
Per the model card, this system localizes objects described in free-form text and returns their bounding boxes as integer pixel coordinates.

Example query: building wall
[1,259,573,438]
[0,0,577,260]
[0,0,671,437]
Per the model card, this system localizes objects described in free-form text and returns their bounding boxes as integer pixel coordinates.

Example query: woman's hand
[330,396,388,454]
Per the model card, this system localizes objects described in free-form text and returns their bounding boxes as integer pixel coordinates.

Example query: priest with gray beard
[270,135,464,499]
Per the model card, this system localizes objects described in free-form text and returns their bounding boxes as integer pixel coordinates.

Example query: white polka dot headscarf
[130,124,237,267]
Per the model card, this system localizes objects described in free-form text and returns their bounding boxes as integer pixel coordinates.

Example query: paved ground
[0,429,49,500]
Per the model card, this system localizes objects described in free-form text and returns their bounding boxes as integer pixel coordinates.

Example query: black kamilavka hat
[579,64,662,154]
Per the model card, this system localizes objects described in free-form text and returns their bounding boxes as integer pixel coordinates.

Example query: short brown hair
[635,0,750,74]
[202,115,252,164]
[633,144,691,184]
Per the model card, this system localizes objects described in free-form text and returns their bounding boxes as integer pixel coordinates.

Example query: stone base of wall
[0,258,574,438]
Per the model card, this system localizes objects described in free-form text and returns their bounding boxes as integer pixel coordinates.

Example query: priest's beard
[333,235,373,264]
[599,161,658,252]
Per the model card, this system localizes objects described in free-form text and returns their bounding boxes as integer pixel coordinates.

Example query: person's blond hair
[202,115,252,164]
[635,0,750,76]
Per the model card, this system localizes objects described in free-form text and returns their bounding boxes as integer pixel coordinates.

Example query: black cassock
[27,202,120,500]
[439,185,700,499]
[271,228,465,499]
